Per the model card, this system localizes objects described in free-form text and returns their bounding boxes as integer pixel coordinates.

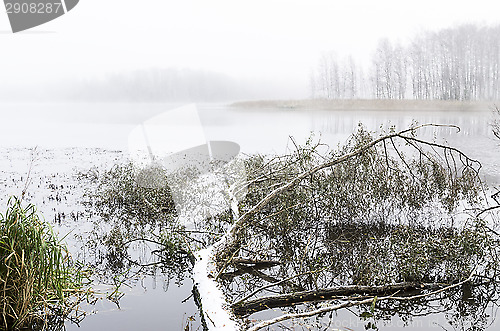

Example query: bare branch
[247,274,474,331]
[232,267,331,307]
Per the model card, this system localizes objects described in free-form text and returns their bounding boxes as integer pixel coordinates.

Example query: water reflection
[76,105,500,331]
[2,103,500,330]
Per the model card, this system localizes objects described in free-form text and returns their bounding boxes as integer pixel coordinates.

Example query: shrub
[80,162,176,228]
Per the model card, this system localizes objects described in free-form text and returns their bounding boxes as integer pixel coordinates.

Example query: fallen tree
[217,123,482,262]
[81,122,500,330]
[193,123,497,330]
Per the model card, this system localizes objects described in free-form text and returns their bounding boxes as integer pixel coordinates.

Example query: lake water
[1,102,499,330]
[2,103,498,183]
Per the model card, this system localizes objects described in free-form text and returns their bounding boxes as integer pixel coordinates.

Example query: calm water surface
[2,102,498,180]
[1,102,499,330]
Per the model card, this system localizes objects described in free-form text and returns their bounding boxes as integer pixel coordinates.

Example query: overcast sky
[1,0,499,98]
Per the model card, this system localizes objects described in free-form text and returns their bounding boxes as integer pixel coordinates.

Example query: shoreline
[230,99,497,112]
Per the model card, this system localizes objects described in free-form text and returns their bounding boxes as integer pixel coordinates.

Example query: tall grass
[0,197,85,330]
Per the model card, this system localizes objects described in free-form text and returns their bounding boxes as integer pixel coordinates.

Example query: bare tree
[311,52,365,99]
[311,23,500,102]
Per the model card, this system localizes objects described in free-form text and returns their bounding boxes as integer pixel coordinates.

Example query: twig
[21,147,38,201]
[476,205,500,218]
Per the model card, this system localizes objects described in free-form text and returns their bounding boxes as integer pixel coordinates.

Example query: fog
[1,0,499,101]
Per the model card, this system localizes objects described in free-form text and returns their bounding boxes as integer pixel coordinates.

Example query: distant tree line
[310,24,500,101]
[71,68,242,102]
[60,67,298,102]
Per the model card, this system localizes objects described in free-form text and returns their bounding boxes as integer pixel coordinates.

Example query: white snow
[192,247,240,330]
[190,178,244,331]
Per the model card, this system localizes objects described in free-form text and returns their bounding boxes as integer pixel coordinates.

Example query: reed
[0,197,84,330]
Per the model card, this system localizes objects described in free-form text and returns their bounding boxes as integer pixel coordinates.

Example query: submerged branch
[232,267,331,307]
[233,281,442,316]
[247,274,475,331]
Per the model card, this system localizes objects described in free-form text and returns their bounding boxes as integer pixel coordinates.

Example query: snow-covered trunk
[192,184,242,330]
[193,246,239,330]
